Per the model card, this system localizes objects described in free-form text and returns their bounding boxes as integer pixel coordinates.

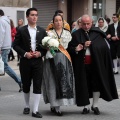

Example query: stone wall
[0,0,31,7]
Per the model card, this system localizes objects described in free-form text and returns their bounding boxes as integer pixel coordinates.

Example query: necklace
[55,28,63,39]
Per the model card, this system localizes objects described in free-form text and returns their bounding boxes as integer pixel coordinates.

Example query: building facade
[0,0,31,26]
[0,0,118,28]
[32,0,117,29]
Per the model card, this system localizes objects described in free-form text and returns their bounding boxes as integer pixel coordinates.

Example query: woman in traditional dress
[95,17,108,32]
[42,14,75,116]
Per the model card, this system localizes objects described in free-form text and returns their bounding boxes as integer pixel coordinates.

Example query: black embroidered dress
[42,29,75,106]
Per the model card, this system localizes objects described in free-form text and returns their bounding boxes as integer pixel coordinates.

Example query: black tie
[85,31,90,41]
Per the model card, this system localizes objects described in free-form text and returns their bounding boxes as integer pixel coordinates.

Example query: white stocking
[84,105,90,110]
[33,94,41,113]
[92,92,100,107]
[24,92,30,108]
[118,58,120,71]
[113,59,118,72]
[54,106,60,112]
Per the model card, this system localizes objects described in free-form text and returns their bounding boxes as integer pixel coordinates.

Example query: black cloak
[68,27,119,106]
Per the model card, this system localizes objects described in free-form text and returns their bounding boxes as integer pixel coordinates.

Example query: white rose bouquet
[42,36,59,58]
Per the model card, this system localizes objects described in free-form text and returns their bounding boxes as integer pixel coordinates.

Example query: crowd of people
[0,7,119,118]
[0,9,22,92]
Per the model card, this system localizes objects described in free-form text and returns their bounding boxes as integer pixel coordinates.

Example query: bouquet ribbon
[58,44,72,63]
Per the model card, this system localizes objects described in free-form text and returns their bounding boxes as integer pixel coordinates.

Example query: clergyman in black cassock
[68,15,118,115]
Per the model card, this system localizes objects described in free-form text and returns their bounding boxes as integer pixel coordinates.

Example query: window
[17,11,24,24]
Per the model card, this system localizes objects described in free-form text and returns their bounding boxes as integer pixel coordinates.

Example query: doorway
[92,0,105,24]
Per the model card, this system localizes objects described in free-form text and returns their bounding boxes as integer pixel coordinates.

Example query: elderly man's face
[81,17,92,31]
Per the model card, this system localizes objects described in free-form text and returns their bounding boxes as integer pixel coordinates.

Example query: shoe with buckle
[82,108,90,114]
[114,71,119,74]
[55,110,63,116]
[50,107,55,113]
[32,112,42,118]
[91,106,100,115]
[23,108,30,114]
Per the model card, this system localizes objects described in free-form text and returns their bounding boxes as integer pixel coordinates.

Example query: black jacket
[68,27,118,106]
[106,22,120,38]
[13,25,47,58]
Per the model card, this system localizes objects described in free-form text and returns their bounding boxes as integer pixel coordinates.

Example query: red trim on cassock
[84,55,92,64]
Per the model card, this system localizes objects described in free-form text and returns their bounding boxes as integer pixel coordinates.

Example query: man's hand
[31,51,41,58]
[75,44,83,52]
[111,36,118,41]
[25,51,41,59]
[25,52,33,59]
[85,41,91,47]
[106,34,111,39]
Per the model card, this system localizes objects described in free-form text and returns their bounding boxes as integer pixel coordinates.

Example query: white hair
[81,14,92,22]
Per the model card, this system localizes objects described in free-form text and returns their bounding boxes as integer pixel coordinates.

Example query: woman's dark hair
[0,9,4,16]
[52,14,64,23]
[98,17,104,22]
[10,19,15,28]
[105,18,111,24]
[26,8,38,17]
[70,20,75,29]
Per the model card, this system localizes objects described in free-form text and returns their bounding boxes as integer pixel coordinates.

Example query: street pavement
[0,59,120,120]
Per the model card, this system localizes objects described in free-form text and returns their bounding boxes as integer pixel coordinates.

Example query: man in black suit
[106,13,120,74]
[13,8,47,118]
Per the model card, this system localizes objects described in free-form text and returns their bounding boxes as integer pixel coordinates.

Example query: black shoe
[19,83,23,92]
[50,107,55,113]
[82,108,90,114]
[23,108,30,114]
[10,58,15,61]
[32,112,42,118]
[91,106,100,115]
[114,71,119,74]
[19,88,23,92]
[55,111,63,116]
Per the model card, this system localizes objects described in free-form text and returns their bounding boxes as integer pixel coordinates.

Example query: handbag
[0,54,5,76]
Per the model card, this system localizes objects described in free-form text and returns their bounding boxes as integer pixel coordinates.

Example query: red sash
[84,48,92,64]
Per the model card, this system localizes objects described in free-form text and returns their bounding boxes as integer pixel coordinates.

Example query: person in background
[71,17,81,33]
[13,8,47,118]
[42,14,75,116]
[105,18,111,25]
[0,9,22,92]
[95,17,108,32]
[8,19,16,61]
[16,18,24,66]
[16,18,24,31]
[46,10,70,31]
[70,20,76,32]
[106,13,120,74]
[68,14,118,115]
